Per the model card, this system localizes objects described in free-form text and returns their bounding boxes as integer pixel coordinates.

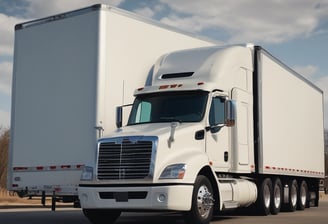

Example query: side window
[135,101,151,123]
[209,96,225,126]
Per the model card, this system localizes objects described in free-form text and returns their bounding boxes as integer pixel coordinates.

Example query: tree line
[0,128,9,189]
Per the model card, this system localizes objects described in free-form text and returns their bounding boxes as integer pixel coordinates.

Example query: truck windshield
[128,91,208,125]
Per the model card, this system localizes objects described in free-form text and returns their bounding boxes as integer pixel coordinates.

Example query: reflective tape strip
[264,166,324,176]
[13,164,84,172]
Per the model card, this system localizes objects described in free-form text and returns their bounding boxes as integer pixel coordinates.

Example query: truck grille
[97,138,153,180]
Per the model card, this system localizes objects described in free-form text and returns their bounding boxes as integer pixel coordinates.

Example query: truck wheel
[285,179,298,212]
[271,178,282,215]
[185,175,214,224]
[83,209,121,224]
[297,180,308,210]
[257,178,272,215]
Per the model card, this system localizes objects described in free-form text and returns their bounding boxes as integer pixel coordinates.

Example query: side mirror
[225,100,236,127]
[116,106,123,128]
[116,104,133,128]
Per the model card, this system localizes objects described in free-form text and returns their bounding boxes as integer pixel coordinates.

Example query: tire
[285,179,298,212]
[297,180,308,210]
[83,209,121,224]
[185,175,214,224]
[271,178,282,215]
[257,178,272,216]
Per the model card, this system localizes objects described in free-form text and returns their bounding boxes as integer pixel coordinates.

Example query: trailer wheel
[185,175,214,224]
[285,179,298,212]
[297,180,308,210]
[271,178,282,215]
[257,178,272,215]
[83,209,121,224]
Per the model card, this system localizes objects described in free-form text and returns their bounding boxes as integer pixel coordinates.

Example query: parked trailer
[8,4,214,207]
[79,45,324,224]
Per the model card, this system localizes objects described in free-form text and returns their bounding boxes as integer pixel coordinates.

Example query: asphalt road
[1,198,327,224]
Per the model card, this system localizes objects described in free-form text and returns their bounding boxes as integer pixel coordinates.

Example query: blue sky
[1,0,328,129]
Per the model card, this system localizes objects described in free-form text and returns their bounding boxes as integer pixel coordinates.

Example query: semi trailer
[8,4,214,206]
[78,44,324,224]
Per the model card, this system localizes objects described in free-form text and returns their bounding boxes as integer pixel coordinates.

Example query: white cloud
[23,0,125,18]
[161,14,206,33]
[0,61,13,95]
[0,109,10,129]
[293,65,319,79]
[158,0,328,43]
[0,14,24,56]
[133,3,166,19]
[134,7,155,18]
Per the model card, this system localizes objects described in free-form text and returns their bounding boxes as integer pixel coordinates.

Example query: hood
[102,122,203,140]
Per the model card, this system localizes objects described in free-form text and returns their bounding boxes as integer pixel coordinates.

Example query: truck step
[222,200,239,209]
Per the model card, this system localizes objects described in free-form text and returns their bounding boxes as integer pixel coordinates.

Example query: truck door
[205,93,230,171]
[231,88,253,172]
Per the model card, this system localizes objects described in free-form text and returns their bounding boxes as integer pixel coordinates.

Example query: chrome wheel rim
[273,184,281,208]
[291,184,297,207]
[300,184,307,206]
[197,184,213,218]
[263,184,271,208]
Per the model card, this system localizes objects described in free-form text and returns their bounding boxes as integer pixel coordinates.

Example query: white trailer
[79,45,324,224]
[8,4,214,205]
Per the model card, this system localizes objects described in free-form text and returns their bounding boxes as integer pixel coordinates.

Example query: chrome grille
[97,139,153,180]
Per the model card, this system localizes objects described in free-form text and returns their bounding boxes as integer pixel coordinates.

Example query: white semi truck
[79,44,325,224]
[8,4,214,207]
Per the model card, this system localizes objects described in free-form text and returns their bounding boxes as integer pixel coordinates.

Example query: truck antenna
[122,80,125,105]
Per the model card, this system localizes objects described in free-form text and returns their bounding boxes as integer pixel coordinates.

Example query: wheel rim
[273,184,281,208]
[197,184,213,218]
[291,184,297,206]
[263,184,271,208]
[300,184,307,206]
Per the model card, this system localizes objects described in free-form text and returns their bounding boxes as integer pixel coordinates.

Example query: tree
[0,128,10,189]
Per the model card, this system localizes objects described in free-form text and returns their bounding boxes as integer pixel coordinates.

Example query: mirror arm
[205,124,225,133]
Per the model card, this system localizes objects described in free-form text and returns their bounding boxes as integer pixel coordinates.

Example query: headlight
[80,166,93,181]
[159,164,186,179]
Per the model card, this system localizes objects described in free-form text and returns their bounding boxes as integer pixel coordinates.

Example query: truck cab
[79,45,258,224]
[78,44,324,224]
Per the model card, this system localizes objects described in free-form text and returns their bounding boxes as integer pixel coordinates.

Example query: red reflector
[159,85,169,89]
[61,165,71,169]
[137,87,144,91]
[13,167,28,171]
[36,166,44,170]
[197,82,205,85]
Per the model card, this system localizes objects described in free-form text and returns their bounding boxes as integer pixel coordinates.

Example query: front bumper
[78,184,193,211]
